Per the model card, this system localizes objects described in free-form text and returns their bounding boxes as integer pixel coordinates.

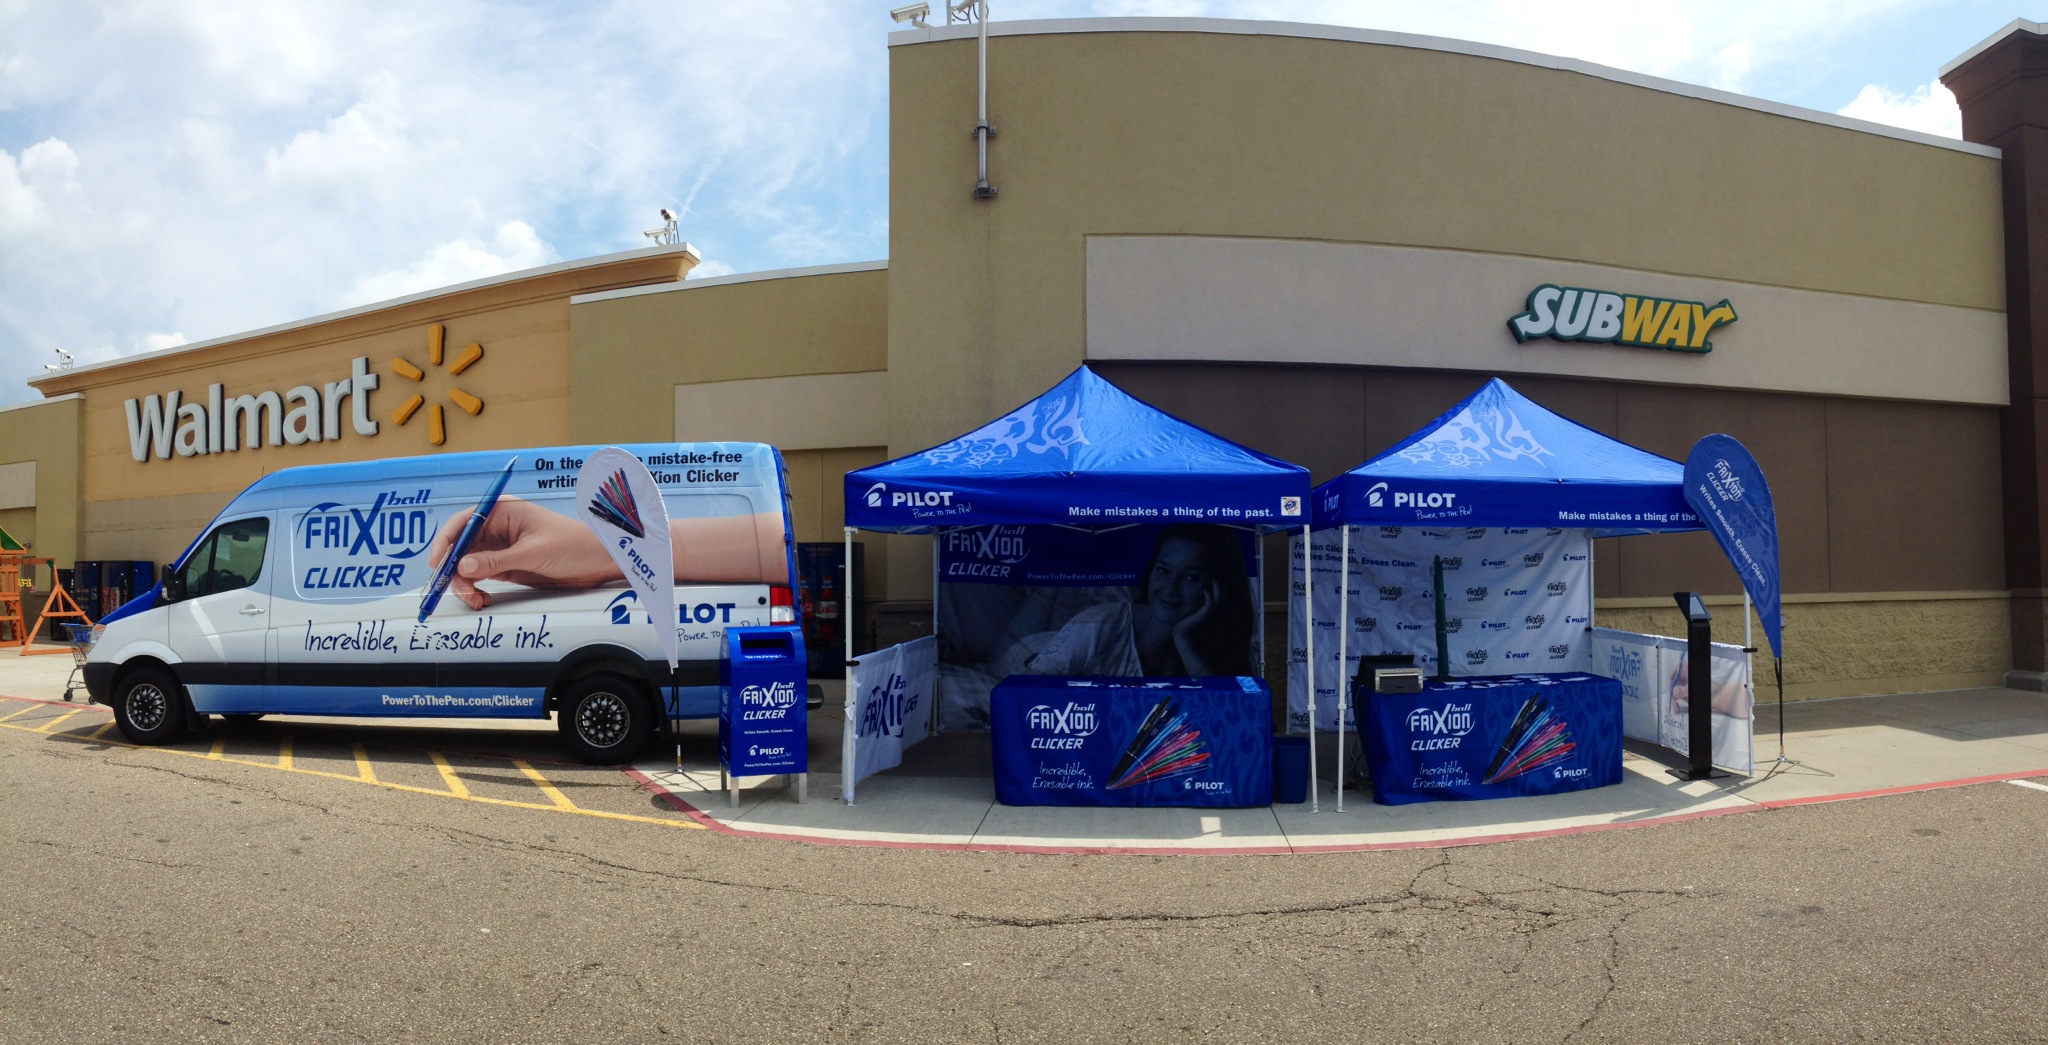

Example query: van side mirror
[161,572,185,602]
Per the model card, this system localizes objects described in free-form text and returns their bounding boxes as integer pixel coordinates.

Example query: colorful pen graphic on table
[269,443,790,717]
[934,523,1260,732]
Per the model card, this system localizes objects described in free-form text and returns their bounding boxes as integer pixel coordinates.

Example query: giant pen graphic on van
[84,442,800,761]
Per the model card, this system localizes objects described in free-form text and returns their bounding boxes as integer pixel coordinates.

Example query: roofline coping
[570,259,889,304]
[0,391,81,414]
[1940,18,2048,77]
[31,242,701,389]
[889,17,1997,159]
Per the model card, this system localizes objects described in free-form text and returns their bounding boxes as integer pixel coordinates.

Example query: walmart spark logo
[389,323,485,446]
[1509,285,1736,354]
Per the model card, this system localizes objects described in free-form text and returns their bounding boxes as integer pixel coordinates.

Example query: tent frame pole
[1256,537,1267,676]
[1304,524,1318,813]
[842,526,858,805]
[1336,524,1350,813]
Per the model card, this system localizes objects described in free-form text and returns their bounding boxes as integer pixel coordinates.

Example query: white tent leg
[842,526,858,805]
[930,531,942,736]
[1304,524,1318,813]
[1336,524,1350,813]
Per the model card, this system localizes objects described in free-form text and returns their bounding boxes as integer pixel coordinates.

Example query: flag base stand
[1667,766,1731,781]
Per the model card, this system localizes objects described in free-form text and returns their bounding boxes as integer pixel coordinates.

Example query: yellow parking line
[33,709,84,733]
[428,750,470,798]
[207,736,225,760]
[0,703,41,723]
[514,759,577,810]
[279,733,294,771]
[87,721,115,742]
[2,706,704,831]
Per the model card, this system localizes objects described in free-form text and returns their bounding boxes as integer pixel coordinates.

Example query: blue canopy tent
[1308,378,1732,807]
[838,365,1314,803]
[1311,378,1703,535]
[847,365,1309,532]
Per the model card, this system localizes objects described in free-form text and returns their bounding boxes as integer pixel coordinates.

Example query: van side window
[179,517,269,598]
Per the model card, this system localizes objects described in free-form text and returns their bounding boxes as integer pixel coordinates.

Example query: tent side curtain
[1311,378,1704,535]
[845,366,1312,534]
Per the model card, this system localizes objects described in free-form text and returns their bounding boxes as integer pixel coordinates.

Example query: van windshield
[180,517,269,598]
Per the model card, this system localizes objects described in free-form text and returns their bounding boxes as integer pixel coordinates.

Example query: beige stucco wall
[34,249,691,565]
[569,265,898,601]
[1598,592,2012,700]
[885,22,2009,698]
[887,24,2002,469]
[568,265,888,445]
[0,396,82,565]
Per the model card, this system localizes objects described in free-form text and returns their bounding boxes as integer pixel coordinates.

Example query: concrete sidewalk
[638,681,2048,854]
[16,643,2047,855]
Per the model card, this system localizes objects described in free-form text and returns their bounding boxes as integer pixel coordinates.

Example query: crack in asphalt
[18,837,200,870]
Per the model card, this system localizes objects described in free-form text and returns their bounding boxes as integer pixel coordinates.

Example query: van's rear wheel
[113,667,186,745]
[559,674,652,765]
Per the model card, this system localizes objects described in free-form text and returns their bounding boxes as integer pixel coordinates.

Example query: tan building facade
[15,17,2034,700]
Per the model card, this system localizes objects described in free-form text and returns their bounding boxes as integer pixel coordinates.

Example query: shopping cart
[58,622,91,702]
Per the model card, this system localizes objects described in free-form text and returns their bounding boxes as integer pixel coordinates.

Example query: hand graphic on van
[427,496,792,611]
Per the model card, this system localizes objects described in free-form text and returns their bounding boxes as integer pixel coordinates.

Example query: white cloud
[343,222,559,306]
[0,0,1992,405]
[687,260,737,280]
[137,331,188,353]
[1837,80,1963,139]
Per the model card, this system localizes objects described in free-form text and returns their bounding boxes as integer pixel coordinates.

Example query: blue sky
[0,1,2034,404]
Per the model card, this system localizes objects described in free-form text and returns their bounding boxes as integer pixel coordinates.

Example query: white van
[83,443,800,763]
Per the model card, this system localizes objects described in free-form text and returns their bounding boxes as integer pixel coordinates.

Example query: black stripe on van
[176,660,722,690]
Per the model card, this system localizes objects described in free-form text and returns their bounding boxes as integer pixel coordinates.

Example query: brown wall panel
[1825,398,2005,591]
[1615,385,1833,597]
[1089,363,1367,484]
[1090,361,2004,601]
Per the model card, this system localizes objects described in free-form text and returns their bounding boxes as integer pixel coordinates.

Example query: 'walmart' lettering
[1509,285,1735,354]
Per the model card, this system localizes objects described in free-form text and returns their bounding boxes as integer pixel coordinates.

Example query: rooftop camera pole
[952,1,997,199]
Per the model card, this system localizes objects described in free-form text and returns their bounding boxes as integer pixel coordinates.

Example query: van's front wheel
[558,674,652,765]
[113,667,187,745]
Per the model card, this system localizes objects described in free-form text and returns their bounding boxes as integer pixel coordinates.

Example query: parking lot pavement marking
[513,759,577,810]
[428,750,471,798]
[0,696,704,831]
[32,708,83,733]
[279,733,294,771]
[352,742,377,784]
[2008,778,2048,794]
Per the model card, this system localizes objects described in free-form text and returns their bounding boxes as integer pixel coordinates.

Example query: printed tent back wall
[838,365,1314,803]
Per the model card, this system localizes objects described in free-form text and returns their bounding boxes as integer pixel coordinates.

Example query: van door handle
[239,606,266,616]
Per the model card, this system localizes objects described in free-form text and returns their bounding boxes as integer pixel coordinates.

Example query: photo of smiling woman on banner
[1024,525,1254,678]
[935,523,1258,732]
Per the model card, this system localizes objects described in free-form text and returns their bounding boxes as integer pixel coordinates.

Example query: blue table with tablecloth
[1361,673,1623,805]
[990,675,1274,807]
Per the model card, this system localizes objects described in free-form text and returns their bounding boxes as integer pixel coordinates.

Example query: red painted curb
[1752,767,2048,809]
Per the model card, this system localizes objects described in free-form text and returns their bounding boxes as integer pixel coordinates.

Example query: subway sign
[1508,285,1736,354]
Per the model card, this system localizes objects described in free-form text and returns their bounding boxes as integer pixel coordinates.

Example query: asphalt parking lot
[7,692,2048,1043]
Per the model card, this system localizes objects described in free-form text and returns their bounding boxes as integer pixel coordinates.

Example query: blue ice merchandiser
[718,625,809,806]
